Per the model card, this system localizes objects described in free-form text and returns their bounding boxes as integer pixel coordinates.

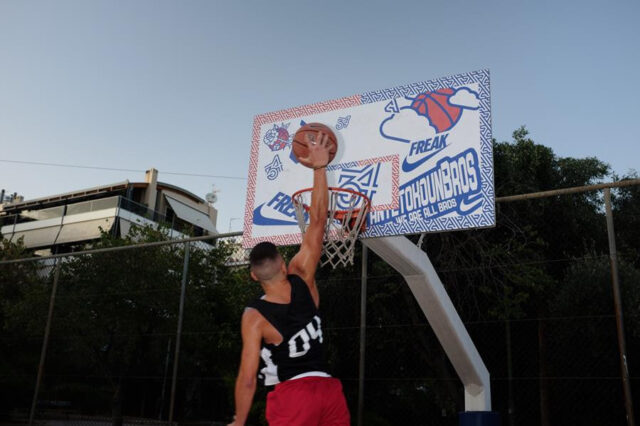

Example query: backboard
[243,69,494,248]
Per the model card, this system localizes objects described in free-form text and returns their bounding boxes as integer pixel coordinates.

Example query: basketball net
[292,187,371,269]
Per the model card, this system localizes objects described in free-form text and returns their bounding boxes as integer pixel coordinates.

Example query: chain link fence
[1,185,639,425]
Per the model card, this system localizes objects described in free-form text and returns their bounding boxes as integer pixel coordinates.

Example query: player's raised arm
[229,309,262,426]
[288,131,330,298]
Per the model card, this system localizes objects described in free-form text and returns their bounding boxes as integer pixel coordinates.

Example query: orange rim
[292,186,371,211]
[291,187,371,231]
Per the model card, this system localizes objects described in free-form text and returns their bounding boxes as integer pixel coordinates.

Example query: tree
[547,255,640,425]
[2,225,252,425]
[612,172,640,267]
[0,237,47,419]
[368,126,614,425]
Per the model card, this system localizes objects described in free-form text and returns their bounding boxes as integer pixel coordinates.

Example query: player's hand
[301,130,331,169]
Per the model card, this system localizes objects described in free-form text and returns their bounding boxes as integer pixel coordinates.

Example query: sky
[0,0,638,233]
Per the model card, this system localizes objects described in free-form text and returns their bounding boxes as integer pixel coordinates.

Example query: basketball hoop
[292,187,371,269]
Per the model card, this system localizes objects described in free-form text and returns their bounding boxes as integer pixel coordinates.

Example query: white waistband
[289,371,331,381]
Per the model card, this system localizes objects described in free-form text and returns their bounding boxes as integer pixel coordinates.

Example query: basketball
[410,88,463,133]
[292,123,338,168]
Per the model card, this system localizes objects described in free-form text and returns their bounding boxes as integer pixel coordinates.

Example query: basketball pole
[364,236,498,425]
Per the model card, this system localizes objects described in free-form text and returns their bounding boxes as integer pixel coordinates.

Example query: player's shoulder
[242,306,263,322]
[241,306,268,333]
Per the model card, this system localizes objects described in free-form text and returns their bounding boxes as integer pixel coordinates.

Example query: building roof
[1,180,207,213]
[0,181,130,212]
[157,182,205,204]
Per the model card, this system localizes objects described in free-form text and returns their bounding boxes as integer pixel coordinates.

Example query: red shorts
[266,376,350,426]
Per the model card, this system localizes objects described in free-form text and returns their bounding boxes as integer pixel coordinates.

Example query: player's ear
[279,256,287,274]
[250,270,259,282]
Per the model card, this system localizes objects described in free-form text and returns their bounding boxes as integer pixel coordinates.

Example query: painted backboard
[243,70,494,248]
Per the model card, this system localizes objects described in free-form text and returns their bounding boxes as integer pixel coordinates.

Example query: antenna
[205,185,220,205]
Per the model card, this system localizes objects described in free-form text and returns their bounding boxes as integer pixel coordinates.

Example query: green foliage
[0,236,43,329]
[494,126,609,196]
[0,236,48,417]
[0,225,255,422]
[347,126,616,421]
[494,127,610,262]
[551,255,640,338]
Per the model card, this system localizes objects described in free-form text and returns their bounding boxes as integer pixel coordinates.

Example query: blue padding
[458,411,501,426]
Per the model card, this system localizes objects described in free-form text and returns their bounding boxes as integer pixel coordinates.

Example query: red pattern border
[357,155,400,211]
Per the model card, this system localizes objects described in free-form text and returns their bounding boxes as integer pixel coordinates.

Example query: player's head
[249,241,285,283]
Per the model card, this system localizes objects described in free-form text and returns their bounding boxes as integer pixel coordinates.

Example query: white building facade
[0,169,218,254]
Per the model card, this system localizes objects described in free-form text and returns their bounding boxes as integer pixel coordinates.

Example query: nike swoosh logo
[457,193,483,214]
[402,148,446,172]
[253,204,299,226]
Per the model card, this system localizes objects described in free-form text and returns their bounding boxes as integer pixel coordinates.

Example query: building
[0,168,219,255]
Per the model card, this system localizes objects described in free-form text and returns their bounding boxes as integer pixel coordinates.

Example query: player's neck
[260,276,291,303]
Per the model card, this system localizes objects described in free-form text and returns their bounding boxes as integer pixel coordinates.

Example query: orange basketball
[292,123,338,168]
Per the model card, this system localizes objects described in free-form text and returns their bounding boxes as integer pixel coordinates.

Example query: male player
[229,132,350,425]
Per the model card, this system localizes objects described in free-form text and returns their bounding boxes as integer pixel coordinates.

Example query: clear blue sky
[1,0,638,232]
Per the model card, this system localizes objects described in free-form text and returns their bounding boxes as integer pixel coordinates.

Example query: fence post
[357,245,368,426]
[604,188,635,426]
[169,241,190,424]
[159,338,172,420]
[505,319,514,426]
[29,260,61,426]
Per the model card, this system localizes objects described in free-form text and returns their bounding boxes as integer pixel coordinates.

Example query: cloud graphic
[449,87,480,109]
[380,108,437,143]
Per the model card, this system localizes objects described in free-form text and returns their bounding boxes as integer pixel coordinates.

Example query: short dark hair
[249,242,280,267]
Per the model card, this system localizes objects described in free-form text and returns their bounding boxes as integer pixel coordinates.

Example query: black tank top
[247,274,328,386]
